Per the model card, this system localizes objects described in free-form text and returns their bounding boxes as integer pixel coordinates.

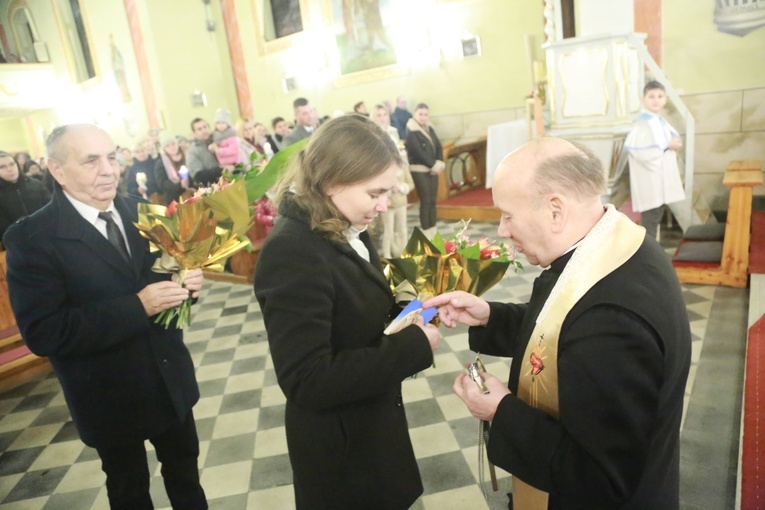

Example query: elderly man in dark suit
[425,138,691,509]
[3,124,207,510]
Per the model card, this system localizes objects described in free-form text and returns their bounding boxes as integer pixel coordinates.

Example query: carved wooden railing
[438,136,487,202]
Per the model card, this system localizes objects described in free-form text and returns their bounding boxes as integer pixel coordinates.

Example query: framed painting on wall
[251,0,308,55]
[326,0,406,85]
[50,0,99,84]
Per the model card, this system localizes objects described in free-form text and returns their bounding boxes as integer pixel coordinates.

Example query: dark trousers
[411,172,439,230]
[96,411,207,510]
[640,205,664,240]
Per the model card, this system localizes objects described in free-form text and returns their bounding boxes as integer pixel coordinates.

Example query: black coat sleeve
[430,127,443,161]
[3,224,153,357]
[487,304,664,508]
[468,301,528,357]
[0,209,11,241]
[31,180,51,209]
[255,232,433,411]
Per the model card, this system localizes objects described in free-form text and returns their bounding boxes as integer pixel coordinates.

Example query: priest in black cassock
[425,137,691,510]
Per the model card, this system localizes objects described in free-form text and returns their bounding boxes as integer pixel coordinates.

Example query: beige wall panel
[743,88,765,132]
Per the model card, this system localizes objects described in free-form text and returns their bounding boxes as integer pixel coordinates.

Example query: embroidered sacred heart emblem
[530,352,544,376]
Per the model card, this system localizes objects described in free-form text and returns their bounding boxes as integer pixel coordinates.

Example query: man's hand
[422,291,490,328]
[137,281,191,316]
[453,370,510,422]
[176,268,204,298]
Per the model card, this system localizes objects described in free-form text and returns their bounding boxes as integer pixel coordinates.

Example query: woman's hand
[431,160,446,175]
[415,317,440,351]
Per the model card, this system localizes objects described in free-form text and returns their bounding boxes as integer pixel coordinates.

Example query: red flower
[166,200,178,217]
[479,247,496,259]
[444,239,458,254]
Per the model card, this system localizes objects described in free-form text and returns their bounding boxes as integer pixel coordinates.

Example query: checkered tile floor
[0,215,718,509]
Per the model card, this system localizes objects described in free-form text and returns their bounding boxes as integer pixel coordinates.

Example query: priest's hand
[453,370,510,422]
[423,291,490,328]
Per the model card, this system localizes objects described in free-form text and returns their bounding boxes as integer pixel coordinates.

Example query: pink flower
[183,194,204,205]
[166,200,179,217]
[444,240,458,254]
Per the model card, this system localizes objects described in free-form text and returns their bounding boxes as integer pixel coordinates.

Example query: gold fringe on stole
[512,206,644,509]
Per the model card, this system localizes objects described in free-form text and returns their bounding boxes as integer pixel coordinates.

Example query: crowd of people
[1,82,692,509]
[3,95,442,256]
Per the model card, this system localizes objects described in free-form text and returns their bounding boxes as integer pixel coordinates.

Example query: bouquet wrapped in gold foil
[382,221,522,305]
[134,178,253,328]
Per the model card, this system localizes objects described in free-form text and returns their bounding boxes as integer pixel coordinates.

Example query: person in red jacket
[255,192,278,236]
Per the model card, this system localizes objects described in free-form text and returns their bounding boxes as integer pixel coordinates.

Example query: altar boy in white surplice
[624,80,686,240]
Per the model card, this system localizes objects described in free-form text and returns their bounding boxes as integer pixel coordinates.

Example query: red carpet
[440,187,494,207]
[742,314,765,508]
[750,211,765,274]
[617,198,641,224]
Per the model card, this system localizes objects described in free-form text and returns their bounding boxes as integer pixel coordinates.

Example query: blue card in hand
[384,299,438,334]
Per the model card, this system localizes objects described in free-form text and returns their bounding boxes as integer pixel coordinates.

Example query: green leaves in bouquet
[243,138,309,204]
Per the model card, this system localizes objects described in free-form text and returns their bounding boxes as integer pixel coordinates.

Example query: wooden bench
[0,325,22,354]
[0,251,52,392]
[673,161,763,288]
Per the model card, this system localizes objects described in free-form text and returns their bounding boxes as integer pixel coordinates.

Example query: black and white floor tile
[0,214,738,509]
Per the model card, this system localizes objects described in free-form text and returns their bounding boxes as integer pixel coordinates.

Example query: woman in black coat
[404,103,445,234]
[0,151,51,240]
[154,132,192,205]
[254,115,440,509]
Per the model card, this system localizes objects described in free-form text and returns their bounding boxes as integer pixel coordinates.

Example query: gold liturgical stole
[513,205,645,509]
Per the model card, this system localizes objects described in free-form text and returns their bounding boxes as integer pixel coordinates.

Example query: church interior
[1,0,764,508]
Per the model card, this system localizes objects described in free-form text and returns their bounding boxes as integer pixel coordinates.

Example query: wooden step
[0,326,22,355]
[673,161,762,288]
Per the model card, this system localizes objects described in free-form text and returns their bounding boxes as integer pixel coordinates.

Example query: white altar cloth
[485,119,534,188]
